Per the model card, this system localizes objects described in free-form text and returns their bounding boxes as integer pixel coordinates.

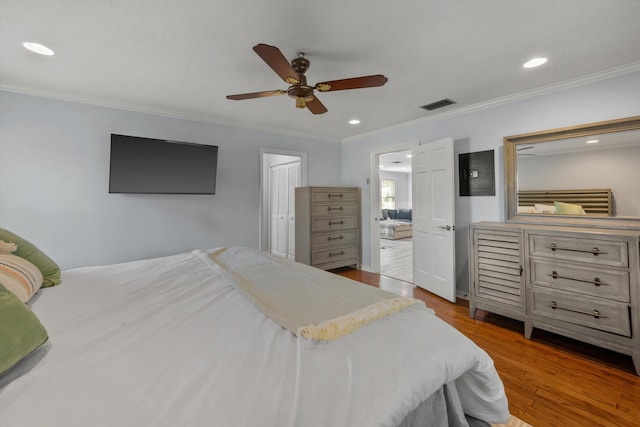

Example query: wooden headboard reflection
[517,188,612,216]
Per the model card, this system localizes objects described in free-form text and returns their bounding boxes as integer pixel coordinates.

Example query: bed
[517,188,612,216]
[1,246,509,427]
[380,208,413,240]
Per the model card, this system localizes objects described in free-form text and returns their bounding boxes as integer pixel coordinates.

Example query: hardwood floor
[334,268,640,427]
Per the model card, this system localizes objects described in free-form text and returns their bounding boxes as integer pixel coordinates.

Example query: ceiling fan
[226,44,388,114]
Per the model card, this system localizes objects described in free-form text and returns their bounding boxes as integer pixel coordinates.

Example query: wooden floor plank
[333,268,640,427]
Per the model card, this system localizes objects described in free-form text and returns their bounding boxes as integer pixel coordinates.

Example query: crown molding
[0,85,339,144]
[342,62,640,144]
[3,61,639,145]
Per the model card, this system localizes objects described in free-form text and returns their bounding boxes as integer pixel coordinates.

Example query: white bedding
[0,249,508,427]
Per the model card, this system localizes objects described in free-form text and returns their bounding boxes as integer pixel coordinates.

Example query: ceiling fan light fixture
[226,43,388,115]
[349,119,361,125]
[523,57,547,68]
[23,42,55,56]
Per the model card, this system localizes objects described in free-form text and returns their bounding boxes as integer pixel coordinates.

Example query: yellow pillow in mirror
[554,201,586,215]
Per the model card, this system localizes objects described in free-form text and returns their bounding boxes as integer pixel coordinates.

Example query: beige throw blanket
[208,247,422,341]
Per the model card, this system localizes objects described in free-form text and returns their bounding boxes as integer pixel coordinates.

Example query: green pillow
[0,283,49,376]
[0,228,61,287]
[554,201,586,215]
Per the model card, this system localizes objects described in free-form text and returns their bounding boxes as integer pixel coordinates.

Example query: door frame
[369,141,419,273]
[259,149,308,252]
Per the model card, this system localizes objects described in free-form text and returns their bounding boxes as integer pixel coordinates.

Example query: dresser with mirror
[469,116,640,375]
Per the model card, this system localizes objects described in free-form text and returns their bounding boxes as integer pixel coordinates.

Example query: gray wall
[518,145,640,217]
[342,71,640,296]
[2,71,639,288]
[0,91,342,269]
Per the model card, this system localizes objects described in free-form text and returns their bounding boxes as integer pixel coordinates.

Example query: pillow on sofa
[381,209,389,220]
[396,208,412,220]
[387,209,398,219]
[0,228,61,288]
[0,254,43,303]
[0,283,49,376]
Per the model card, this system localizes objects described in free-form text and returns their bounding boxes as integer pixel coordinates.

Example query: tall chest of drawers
[469,222,640,375]
[295,186,361,270]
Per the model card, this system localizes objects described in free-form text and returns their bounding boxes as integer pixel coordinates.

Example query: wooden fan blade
[253,44,300,84]
[315,74,388,92]
[306,96,328,114]
[226,90,286,100]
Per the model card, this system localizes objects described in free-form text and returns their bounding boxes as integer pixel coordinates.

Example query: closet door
[270,161,300,258]
[286,163,300,259]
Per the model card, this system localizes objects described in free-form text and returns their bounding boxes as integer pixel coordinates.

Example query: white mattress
[0,249,508,426]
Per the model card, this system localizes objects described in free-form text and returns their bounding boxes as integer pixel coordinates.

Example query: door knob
[437,225,452,231]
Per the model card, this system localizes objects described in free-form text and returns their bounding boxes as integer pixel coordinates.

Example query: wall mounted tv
[109,134,218,195]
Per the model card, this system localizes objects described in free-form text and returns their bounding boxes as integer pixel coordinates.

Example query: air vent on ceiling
[420,98,456,111]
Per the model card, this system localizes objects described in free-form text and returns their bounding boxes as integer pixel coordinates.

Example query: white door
[411,137,456,302]
[286,164,299,259]
[270,161,300,259]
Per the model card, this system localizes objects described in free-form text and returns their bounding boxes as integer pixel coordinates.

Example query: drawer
[528,234,629,267]
[312,216,358,232]
[530,289,631,337]
[311,189,359,203]
[311,229,359,249]
[530,259,630,302]
[312,245,358,265]
[311,203,359,217]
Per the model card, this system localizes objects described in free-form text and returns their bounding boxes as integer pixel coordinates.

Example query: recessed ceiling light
[348,119,361,125]
[379,164,384,168]
[586,139,599,144]
[523,57,547,68]
[23,42,55,56]
[406,154,412,158]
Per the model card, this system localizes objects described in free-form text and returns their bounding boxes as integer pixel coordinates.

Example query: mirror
[505,116,640,228]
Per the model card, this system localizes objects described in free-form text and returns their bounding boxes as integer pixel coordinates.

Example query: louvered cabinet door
[469,224,525,321]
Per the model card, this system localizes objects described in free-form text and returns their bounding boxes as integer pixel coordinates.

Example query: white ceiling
[1,0,639,142]
[517,128,640,157]
[380,150,412,173]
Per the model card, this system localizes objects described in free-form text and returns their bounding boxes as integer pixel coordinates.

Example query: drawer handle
[548,301,608,319]
[328,235,344,241]
[328,220,344,226]
[328,193,343,198]
[549,271,609,287]
[548,243,607,256]
[328,250,344,257]
[328,206,344,211]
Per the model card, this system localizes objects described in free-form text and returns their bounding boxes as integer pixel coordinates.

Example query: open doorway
[260,150,307,259]
[378,150,413,283]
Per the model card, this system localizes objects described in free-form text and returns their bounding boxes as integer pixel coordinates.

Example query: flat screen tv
[109,134,218,195]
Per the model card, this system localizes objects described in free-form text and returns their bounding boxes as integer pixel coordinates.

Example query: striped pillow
[0,254,43,303]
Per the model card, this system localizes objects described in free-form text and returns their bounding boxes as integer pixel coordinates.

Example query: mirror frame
[505,115,640,229]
